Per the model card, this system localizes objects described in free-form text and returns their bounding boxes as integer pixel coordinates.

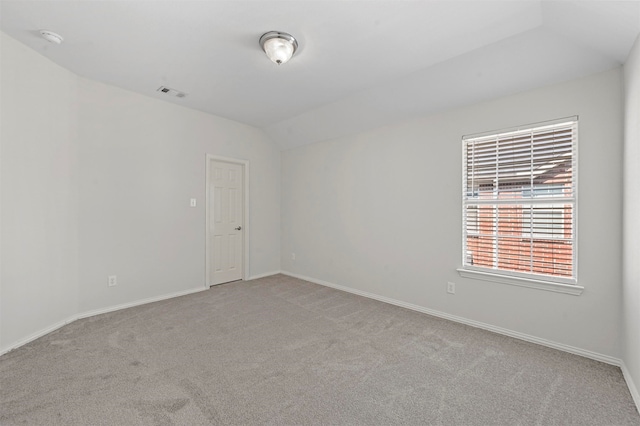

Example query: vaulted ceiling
[2,1,639,149]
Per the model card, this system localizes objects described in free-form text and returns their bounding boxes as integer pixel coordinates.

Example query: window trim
[460,117,580,294]
[456,268,584,295]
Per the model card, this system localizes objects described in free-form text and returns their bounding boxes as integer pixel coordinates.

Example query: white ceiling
[2,1,639,150]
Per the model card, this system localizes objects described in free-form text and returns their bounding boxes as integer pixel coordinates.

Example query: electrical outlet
[447,282,455,294]
[291,253,296,261]
[108,275,117,287]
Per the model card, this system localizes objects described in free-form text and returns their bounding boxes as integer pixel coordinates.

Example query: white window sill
[456,268,584,295]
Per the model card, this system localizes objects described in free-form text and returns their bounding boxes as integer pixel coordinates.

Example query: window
[461,118,578,288]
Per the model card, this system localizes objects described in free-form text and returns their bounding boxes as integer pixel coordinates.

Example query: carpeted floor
[1,274,638,425]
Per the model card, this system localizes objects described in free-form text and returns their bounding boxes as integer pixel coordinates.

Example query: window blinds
[462,118,577,283]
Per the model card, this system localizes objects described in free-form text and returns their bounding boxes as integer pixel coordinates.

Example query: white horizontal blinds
[463,119,577,282]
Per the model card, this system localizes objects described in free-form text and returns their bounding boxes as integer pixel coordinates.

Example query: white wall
[0,31,281,352]
[623,34,640,403]
[77,78,281,312]
[1,33,79,351]
[282,68,624,359]
[0,26,632,389]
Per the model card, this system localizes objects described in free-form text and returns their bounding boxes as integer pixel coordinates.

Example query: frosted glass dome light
[260,31,298,65]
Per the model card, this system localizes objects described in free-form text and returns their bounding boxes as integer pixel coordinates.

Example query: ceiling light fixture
[39,30,64,44]
[259,31,298,65]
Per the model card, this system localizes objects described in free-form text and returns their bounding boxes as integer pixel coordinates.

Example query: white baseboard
[247,271,282,280]
[280,270,622,367]
[621,362,640,411]
[0,317,76,356]
[76,286,207,320]
[0,275,286,356]
[0,286,207,357]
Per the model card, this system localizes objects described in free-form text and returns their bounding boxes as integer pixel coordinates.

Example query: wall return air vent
[157,86,187,98]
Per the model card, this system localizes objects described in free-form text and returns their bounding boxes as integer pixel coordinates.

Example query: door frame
[205,154,250,288]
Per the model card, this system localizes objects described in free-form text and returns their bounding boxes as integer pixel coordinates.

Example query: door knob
[235,226,242,231]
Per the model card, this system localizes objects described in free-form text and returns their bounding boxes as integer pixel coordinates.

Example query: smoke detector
[157,86,187,98]
[39,30,63,44]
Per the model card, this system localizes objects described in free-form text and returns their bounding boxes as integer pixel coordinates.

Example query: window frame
[457,117,583,295]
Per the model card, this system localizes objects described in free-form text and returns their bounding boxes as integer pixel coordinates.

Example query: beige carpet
[1,274,638,425]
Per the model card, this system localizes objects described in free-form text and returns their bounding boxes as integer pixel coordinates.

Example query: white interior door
[209,160,244,285]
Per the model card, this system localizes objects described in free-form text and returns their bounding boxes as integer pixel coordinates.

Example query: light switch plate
[190,198,197,207]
